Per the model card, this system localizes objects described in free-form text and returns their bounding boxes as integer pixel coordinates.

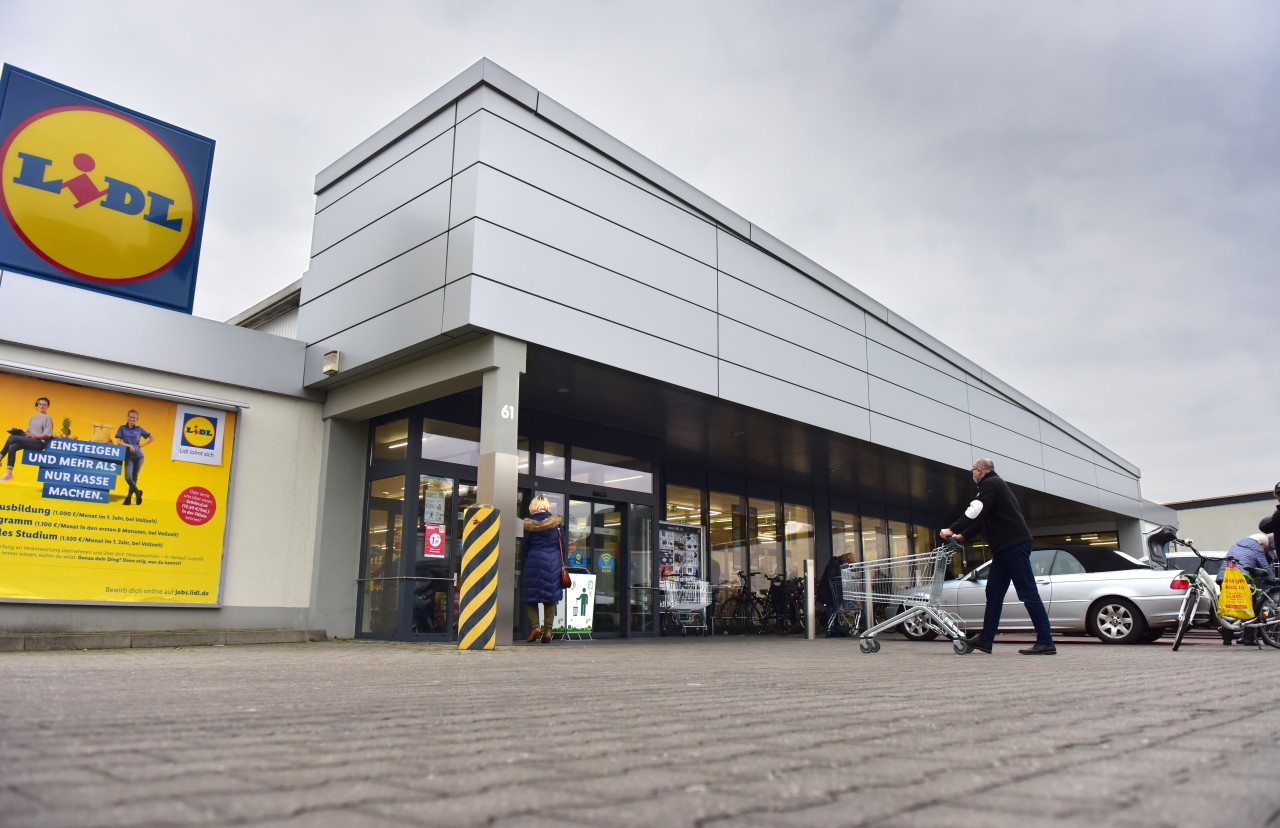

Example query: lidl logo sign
[172,405,226,466]
[181,414,218,449]
[0,66,213,313]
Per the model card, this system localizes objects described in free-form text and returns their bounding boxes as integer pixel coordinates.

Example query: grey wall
[301,58,1145,519]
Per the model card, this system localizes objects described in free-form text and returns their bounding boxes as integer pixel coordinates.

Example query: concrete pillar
[307,417,367,637]
[1117,516,1144,561]
[476,335,526,645]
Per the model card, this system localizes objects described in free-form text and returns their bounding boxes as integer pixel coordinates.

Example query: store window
[372,419,409,463]
[630,504,656,634]
[570,447,652,493]
[708,491,743,591]
[784,503,814,578]
[749,498,780,581]
[360,475,404,635]
[664,485,703,527]
[421,419,480,466]
[832,511,861,563]
[535,441,565,480]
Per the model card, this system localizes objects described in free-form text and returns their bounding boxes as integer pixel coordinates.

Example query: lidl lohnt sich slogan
[0,373,235,606]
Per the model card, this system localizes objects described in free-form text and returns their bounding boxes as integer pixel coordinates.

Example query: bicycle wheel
[1257,588,1280,649]
[1171,587,1197,651]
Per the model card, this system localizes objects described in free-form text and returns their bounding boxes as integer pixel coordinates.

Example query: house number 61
[500,405,514,420]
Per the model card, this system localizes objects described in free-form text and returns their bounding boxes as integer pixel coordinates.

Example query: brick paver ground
[1,633,1278,827]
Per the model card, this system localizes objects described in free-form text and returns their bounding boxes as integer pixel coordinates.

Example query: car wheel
[899,609,939,641]
[1090,597,1145,644]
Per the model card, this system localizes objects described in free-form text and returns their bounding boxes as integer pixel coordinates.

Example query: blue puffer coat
[521,511,567,605]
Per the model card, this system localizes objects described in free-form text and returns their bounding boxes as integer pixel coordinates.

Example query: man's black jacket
[949,471,1033,554]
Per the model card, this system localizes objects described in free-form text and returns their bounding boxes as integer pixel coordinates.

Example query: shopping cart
[660,577,712,636]
[840,540,970,654]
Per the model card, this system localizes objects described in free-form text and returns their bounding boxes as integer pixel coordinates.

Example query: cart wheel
[859,638,879,654]
[953,639,972,655]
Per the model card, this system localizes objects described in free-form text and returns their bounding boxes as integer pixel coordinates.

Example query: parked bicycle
[760,574,806,635]
[715,570,766,634]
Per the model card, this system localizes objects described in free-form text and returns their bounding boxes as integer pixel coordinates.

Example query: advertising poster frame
[658,521,704,582]
[0,369,237,607]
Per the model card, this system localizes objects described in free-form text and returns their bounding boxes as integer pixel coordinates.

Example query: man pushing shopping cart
[940,457,1057,656]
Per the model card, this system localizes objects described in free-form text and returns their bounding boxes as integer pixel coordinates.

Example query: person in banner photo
[0,396,53,481]
[113,409,154,505]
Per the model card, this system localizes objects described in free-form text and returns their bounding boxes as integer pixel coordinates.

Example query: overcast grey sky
[2,1,1277,505]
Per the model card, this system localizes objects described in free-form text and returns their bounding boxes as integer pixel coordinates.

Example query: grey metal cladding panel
[470,220,716,356]
[311,132,454,256]
[472,166,718,310]
[1095,466,1140,499]
[718,273,868,372]
[535,93,752,238]
[470,93,708,223]
[1042,471,1102,509]
[969,417,1044,468]
[302,289,446,383]
[865,341,968,410]
[966,384,1040,440]
[884,310,980,379]
[1,273,309,397]
[719,318,869,407]
[314,56,540,193]
[1038,420,1095,464]
[864,317,966,380]
[444,219,476,284]
[1097,487,1142,519]
[316,107,455,210]
[720,363,871,442]
[456,85,537,124]
[1041,445,1098,487]
[473,112,717,267]
[297,235,447,345]
[972,450,1045,492]
[303,183,450,303]
[718,233,867,335]
[868,377,969,442]
[867,412,971,470]
[450,276,719,396]
[747,224,888,322]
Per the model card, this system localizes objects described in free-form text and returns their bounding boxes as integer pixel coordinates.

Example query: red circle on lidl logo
[176,486,216,526]
[182,415,217,448]
[0,105,196,284]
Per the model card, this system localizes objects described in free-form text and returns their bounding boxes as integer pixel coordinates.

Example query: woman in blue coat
[521,495,568,643]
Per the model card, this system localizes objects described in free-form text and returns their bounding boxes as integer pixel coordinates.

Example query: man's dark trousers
[978,540,1053,647]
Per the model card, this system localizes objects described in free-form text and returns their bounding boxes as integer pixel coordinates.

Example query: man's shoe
[964,636,991,654]
[1018,643,1057,655]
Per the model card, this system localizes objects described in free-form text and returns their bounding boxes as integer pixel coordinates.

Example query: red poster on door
[424,523,447,558]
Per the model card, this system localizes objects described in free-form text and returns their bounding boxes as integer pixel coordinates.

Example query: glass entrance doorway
[357,472,475,641]
[567,498,625,635]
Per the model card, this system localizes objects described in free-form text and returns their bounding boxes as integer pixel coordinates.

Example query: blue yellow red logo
[0,106,196,283]
[0,66,213,313]
[181,414,218,449]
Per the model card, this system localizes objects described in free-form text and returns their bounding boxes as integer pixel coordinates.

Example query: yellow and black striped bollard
[457,504,500,650]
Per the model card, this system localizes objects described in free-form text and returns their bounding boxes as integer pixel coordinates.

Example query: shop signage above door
[0,65,214,314]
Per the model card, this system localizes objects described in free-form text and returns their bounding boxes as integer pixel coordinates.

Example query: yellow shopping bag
[1218,561,1255,621]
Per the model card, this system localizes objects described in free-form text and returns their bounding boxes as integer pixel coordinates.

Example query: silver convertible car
[897,546,1186,644]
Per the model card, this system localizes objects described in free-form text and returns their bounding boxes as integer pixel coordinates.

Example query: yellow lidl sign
[0,66,213,313]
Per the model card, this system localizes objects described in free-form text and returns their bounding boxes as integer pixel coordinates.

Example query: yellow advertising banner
[0,372,235,605]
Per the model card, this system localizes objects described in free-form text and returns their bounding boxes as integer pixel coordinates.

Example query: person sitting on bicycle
[1215,533,1275,646]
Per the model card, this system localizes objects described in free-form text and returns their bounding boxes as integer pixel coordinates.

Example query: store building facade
[0,59,1176,644]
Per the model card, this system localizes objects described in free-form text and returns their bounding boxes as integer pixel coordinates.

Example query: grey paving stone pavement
[1,632,1278,827]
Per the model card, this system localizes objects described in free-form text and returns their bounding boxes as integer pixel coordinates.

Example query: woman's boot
[526,626,541,643]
